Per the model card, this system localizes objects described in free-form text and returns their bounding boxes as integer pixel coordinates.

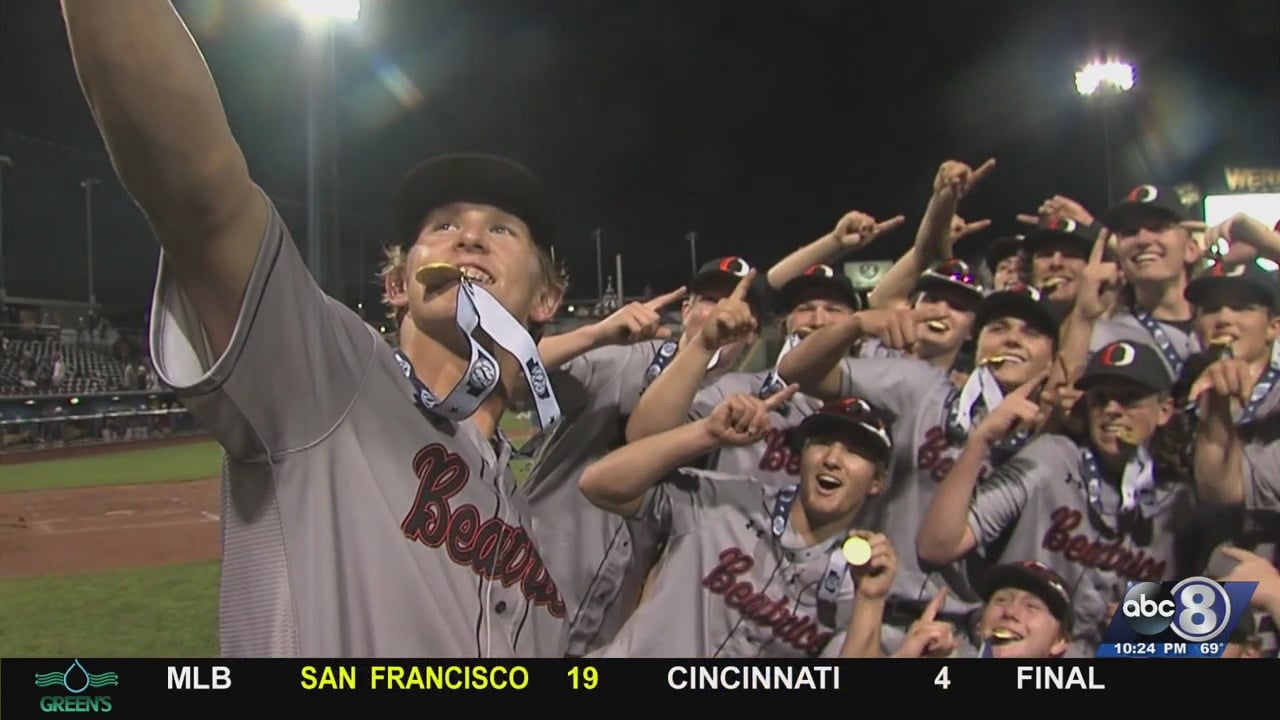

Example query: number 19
[568,666,598,690]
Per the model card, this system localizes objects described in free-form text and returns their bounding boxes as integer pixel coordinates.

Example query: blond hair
[378,243,568,327]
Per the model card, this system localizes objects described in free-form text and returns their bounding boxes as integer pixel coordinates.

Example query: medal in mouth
[981,355,1011,366]
[842,536,872,567]
[1040,277,1065,292]
[415,262,464,292]
[925,320,949,332]
[990,627,1022,645]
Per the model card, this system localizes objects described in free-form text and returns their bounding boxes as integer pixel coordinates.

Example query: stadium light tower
[288,0,360,295]
[1076,60,1135,203]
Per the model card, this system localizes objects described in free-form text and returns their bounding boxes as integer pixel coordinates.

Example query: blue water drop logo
[63,658,90,694]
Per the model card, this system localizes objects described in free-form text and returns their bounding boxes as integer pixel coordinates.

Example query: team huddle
[61,0,1280,661]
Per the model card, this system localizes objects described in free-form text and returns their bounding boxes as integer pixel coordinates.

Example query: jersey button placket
[494,601,507,614]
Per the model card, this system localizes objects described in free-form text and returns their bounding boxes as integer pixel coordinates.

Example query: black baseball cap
[1075,340,1173,394]
[778,264,863,312]
[393,153,555,248]
[1185,260,1280,313]
[986,234,1026,275]
[913,258,985,301]
[689,256,772,316]
[796,396,893,464]
[972,283,1059,341]
[1100,183,1194,234]
[1023,215,1100,260]
[977,561,1073,630]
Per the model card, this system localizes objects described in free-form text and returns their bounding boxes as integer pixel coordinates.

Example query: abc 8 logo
[1120,576,1233,642]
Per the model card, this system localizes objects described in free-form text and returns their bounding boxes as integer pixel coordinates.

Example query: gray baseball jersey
[149,193,566,657]
[688,370,819,489]
[1088,310,1199,376]
[836,357,991,614]
[591,469,856,658]
[856,338,906,359]
[520,341,673,656]
[967,433,1200,655]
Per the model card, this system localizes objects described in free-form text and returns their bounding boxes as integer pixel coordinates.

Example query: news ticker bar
[4,657,1277,709]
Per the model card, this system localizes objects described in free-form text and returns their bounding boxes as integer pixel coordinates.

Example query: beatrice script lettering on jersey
[1042,507,1165,581]
[757,429,800,475]
[917,426,990,483]
[401,443,567,618]
[703,548,832,656]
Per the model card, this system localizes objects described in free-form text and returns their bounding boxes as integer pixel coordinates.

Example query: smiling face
[1084,377,1173,464]
[974,315,1055,390]
[385,202,562,343]
[1193,291,1280,367]
[796,430,884,528]
[1115,222,1199,285]
[977,587,1070,659]
[1030,239,1088,303]
[912,285,979,359]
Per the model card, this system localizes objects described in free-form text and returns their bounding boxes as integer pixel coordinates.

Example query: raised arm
[917,373,1044,566]
[582,388,795,517]
[866,159,995,310]
[626,273,757,441]
[537,287,686,368]
[1189,360,1255,506]
[764,211,905,290]
[62,0,267,356]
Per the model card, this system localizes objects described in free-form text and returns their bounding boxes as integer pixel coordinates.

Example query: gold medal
[1210,335,1233,347]
[841,536,872,567]
[981,355,1009,366]
[991,628,1018,642]
[925,320,948,332]
[1041,278,1064,291]
[415,262,463,291]
[1114,427,1139,445]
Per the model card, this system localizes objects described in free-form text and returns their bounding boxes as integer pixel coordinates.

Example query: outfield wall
[0,390,201,452]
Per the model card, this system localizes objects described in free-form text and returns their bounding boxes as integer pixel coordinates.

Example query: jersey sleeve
[967,437,1066,547]
[629,468,750,537]
[690,373,760,420]
[838,357,938,418]
[148,190,376,461]
[1240,439,1280,514]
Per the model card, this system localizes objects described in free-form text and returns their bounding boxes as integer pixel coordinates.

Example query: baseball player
[891,561,1076,660]
[1023,213,1101,318]
[918,340,1203,655]
[1082,184,1205,379]
[625,264,864,490]
[1184,260,1280,513]
[857,259,987,385]
[985,234,1028,291]
[64,1,568,656]
[778,284,1059,652]
[580,390,898,658]
[517,257,769,657]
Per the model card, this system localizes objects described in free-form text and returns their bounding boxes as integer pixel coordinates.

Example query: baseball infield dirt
[0,436,220,580]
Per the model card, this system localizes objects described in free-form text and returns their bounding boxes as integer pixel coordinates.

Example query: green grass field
[0,413,537,657]
[1,440,224,493]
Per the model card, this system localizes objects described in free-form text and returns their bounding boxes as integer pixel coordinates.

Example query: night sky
[1,0,1277,321]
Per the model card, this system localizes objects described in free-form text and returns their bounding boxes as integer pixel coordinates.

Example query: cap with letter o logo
[1044,217,1078,233]
[718,256,751,277]
[1125,184,1159,203]
[1098,341,1137,367]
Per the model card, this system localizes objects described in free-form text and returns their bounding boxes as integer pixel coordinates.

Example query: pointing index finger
[920,587,949,623]
[970,158,997,183]
[1089,228,1111,266]
[645,286,688,310]
[729,269,758,302]
[763,383,800,410]
[1014,369,1050,398]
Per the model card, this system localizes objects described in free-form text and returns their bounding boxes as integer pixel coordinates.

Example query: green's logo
[35,659,116,713]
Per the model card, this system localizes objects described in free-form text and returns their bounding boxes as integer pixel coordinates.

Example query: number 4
[934,666,951,689]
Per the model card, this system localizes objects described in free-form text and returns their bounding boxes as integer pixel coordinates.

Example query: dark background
[1,0,1277,322]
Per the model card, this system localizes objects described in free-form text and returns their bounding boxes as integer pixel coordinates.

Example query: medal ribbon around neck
[393,269,561,432]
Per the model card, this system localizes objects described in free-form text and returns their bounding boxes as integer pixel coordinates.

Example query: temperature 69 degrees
[1101,576,1258,657]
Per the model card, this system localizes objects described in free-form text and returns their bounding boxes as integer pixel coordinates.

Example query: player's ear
[381,246,410,311]
[1155,393,1175,426]
[1048,629,1070,658]
[868,463,887,496]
